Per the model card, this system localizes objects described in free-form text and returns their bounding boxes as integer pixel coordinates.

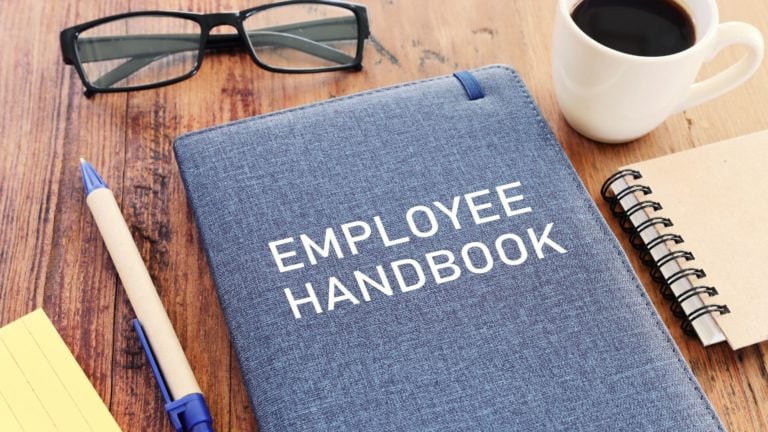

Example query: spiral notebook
[174,65,723,430]
[602,130,768,350]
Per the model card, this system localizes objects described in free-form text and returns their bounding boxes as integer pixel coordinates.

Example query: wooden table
[1,0,766,430]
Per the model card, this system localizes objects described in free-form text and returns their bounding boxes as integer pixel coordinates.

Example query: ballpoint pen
[80,159,214,432]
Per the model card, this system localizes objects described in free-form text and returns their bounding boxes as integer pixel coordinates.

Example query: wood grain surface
[1,0,766,430]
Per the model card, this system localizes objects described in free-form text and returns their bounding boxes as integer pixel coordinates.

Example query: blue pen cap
[167,393,214,432]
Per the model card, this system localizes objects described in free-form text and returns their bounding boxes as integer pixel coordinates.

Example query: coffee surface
[571,0,695,56]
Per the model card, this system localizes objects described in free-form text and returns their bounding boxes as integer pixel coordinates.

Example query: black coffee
[571,0,695,57]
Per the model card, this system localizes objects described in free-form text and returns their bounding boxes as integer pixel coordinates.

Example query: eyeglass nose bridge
[200,12,242,31]
[198,12,251,52]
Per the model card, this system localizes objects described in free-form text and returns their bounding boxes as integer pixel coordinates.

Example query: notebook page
[0,309,121,431]
[624,130,768,349]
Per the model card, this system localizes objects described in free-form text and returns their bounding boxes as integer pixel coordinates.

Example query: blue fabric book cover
[174,65,722,431]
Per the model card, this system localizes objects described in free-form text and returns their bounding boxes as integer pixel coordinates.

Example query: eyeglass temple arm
[87,31,355,92]
[77,16,358,62]
[93,32,354,88]
[78,16,358,87]
[80,17,358,92]
[80,28,356,65]
[248,15,361,42]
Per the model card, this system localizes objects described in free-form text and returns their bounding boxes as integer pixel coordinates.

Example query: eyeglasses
[60,0,370,97]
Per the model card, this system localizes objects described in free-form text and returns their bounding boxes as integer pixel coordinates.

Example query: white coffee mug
[552,0,764,143]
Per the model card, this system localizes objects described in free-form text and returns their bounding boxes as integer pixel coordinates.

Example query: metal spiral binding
[650,250,694,282]
[610,184,652,217]
[639,233,683,267]
[630,217,673,251]
[601,169,730,337]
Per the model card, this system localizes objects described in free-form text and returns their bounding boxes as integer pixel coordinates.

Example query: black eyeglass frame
[60,0,370,96]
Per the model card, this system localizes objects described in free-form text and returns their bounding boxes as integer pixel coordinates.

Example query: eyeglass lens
[243,3,359,70]
[76,16,202,89]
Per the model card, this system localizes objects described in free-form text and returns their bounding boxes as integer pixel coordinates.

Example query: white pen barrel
[86,188,201,399]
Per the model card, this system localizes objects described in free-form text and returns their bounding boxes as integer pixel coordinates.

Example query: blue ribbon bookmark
[453,71,485,100]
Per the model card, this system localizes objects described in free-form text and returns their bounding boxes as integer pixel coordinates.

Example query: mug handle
[677,22,764,112]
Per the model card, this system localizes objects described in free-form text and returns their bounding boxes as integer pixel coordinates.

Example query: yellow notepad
[0,309,121,432]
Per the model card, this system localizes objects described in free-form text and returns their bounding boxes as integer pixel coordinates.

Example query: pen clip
[133,319,173,405]
[133,319,214,432]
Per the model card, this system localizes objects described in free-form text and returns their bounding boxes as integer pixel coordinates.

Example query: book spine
[601,169,730,337]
